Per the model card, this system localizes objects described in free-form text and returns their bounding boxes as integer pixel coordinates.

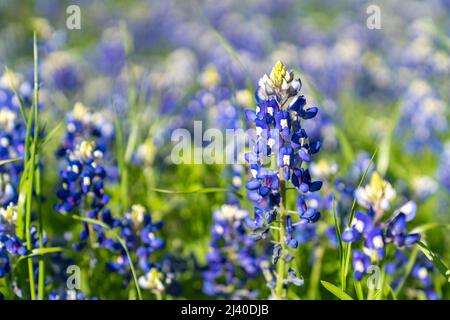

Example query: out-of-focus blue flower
[411,256,439,300]
[93,28,127,77]
[352,250,371,281]
[398,80,447,153]
[438,142,450,191]
[203,204,263,299]
[42,51,82,94]
[386,250,440,300]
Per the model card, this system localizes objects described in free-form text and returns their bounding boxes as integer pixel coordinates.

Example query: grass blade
[151,187,237,195]
[336,128,355,166]
[417,241,450,283]
[377,101,402,176]
[0,158,21,166]
[321,280,353,300]
[341,148,378,291]
[354,278,364,300]
[16,247,64,264]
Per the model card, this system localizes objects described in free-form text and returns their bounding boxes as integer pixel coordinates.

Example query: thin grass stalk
[275,167,287,299]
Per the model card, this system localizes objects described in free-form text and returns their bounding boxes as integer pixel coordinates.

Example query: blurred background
[0,0,448,300]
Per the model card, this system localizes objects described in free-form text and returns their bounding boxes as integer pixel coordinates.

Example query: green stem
[116,236,142,300]
[25,31,40,300]
[115,118,129,211]
[36,156,45,300]
[275,167,287,299]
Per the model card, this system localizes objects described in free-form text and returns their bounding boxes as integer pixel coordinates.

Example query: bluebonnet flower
[244,62,322,297]
[55,137,115,253]
[343,172,421,280]
[94,27,128,77]
[138,268,165,296]
[56,102,115,163]
[411,256,439,300]
[41,51,82,94]
[56,140,109,215]
[105,205,167,296]
[0,73,33,281]
[352,250,371,281]
[0,73,32,205]
[203,204,263,299]
[0,204,28,278]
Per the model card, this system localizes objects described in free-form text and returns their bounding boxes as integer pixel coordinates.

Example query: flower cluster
[245,62,321,234]
[0,73,33,280]
[55,103,117,250]
[343,172,421,280]
[56,102,115,163]
[203,204,263,299]
[0,74,32,206]
[99,204,169,298]
[56,140,109,215]
[244,62,322,295]
[42,51,82,94]
[0,204,28,278]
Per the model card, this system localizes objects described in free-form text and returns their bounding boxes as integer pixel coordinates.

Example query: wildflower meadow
[0,0,449,304]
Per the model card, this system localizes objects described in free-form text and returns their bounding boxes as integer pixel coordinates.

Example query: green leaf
[70,215,110,230]
[115,236,142,300]
[341,148,378,291]
[38,121,64,149]
[410,223,450,234]
[417,241,450,283]
[16,247,63,264]
[377,101,403,175]
[115,116,129,210]
[331,195,344,291]
[321,280,353,300]
[348,148,378,226]
[385,283,397,300]
[151,187,237,195]
[0,158,21,166]
[354,279,364,300]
